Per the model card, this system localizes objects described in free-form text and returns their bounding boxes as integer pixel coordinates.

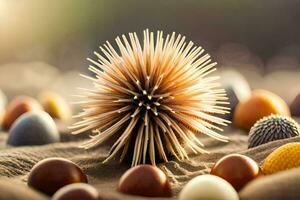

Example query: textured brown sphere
[52,183,99,200]
[3,96,42,129]
[211,154,260,191]
[28,158,88,196]
[118,165,172,197]
[38,91,72,123]
[233,90,290,130]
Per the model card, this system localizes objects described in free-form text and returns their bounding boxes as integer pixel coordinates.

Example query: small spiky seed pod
[248,115,300,148]
[70,30,229,166]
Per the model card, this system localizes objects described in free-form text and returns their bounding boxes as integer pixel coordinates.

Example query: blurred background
[1,0,300,102]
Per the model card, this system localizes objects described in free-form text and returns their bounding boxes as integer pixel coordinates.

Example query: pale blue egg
[7,111,60,146]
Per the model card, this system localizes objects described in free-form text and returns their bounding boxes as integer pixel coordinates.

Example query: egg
[7,111,60,146]
[179,174,239,200]
[220,70,251,120]
[38,91,72,123]
[28,157,88,196]
[117,165,172,197]
[2,96,42,129]
[234,90,290,130]
[262,142,300,175]
[248,115,300,148]
[290,93,300,117]
[52,183,100,200]
[210,154,260,191]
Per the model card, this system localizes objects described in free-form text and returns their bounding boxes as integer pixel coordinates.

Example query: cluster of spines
[248,115,300,148]
[70,30,229,166]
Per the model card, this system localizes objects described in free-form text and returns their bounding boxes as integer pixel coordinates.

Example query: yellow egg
[262,142,300,175]
[38,91,72,123]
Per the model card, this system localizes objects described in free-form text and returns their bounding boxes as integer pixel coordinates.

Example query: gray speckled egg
[248,115,300,148]
[7,111,60,146]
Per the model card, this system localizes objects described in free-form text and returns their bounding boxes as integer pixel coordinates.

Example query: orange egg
[2,96,42,130]
[233,90,290,130]
[262,142,300,175]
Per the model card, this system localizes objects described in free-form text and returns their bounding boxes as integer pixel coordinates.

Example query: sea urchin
[248,114,300,148]
[70,30,229,166]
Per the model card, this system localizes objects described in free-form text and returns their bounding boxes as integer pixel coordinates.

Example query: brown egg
[38,91,72,123]
[233,90,290,130]
[3,96,42,129]
[52,183,100,200]
[210,154,260,191]
[117,165,172,197]
[28,158,88,196]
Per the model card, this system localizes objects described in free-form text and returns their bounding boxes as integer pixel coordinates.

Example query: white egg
[179,174,239,200]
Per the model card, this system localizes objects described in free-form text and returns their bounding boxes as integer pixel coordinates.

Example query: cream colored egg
[179,175,239,200]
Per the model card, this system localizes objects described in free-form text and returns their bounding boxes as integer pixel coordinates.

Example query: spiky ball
[71,30,229,166]
[248,115,300,148]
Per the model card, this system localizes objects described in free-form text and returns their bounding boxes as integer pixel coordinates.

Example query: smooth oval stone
[28,158,88,196]
[7,110,60,146]
[38,91,72,123]
[2,96,42,129]
[240,167,300,200]
[179,174,239,200]
[52,183,100,200]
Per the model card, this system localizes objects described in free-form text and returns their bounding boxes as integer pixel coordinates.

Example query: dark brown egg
[52,183,100,200]
[3,96,42,129]
[210,154,260,191]
[117,165,172,197]
[28,158,88,196]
